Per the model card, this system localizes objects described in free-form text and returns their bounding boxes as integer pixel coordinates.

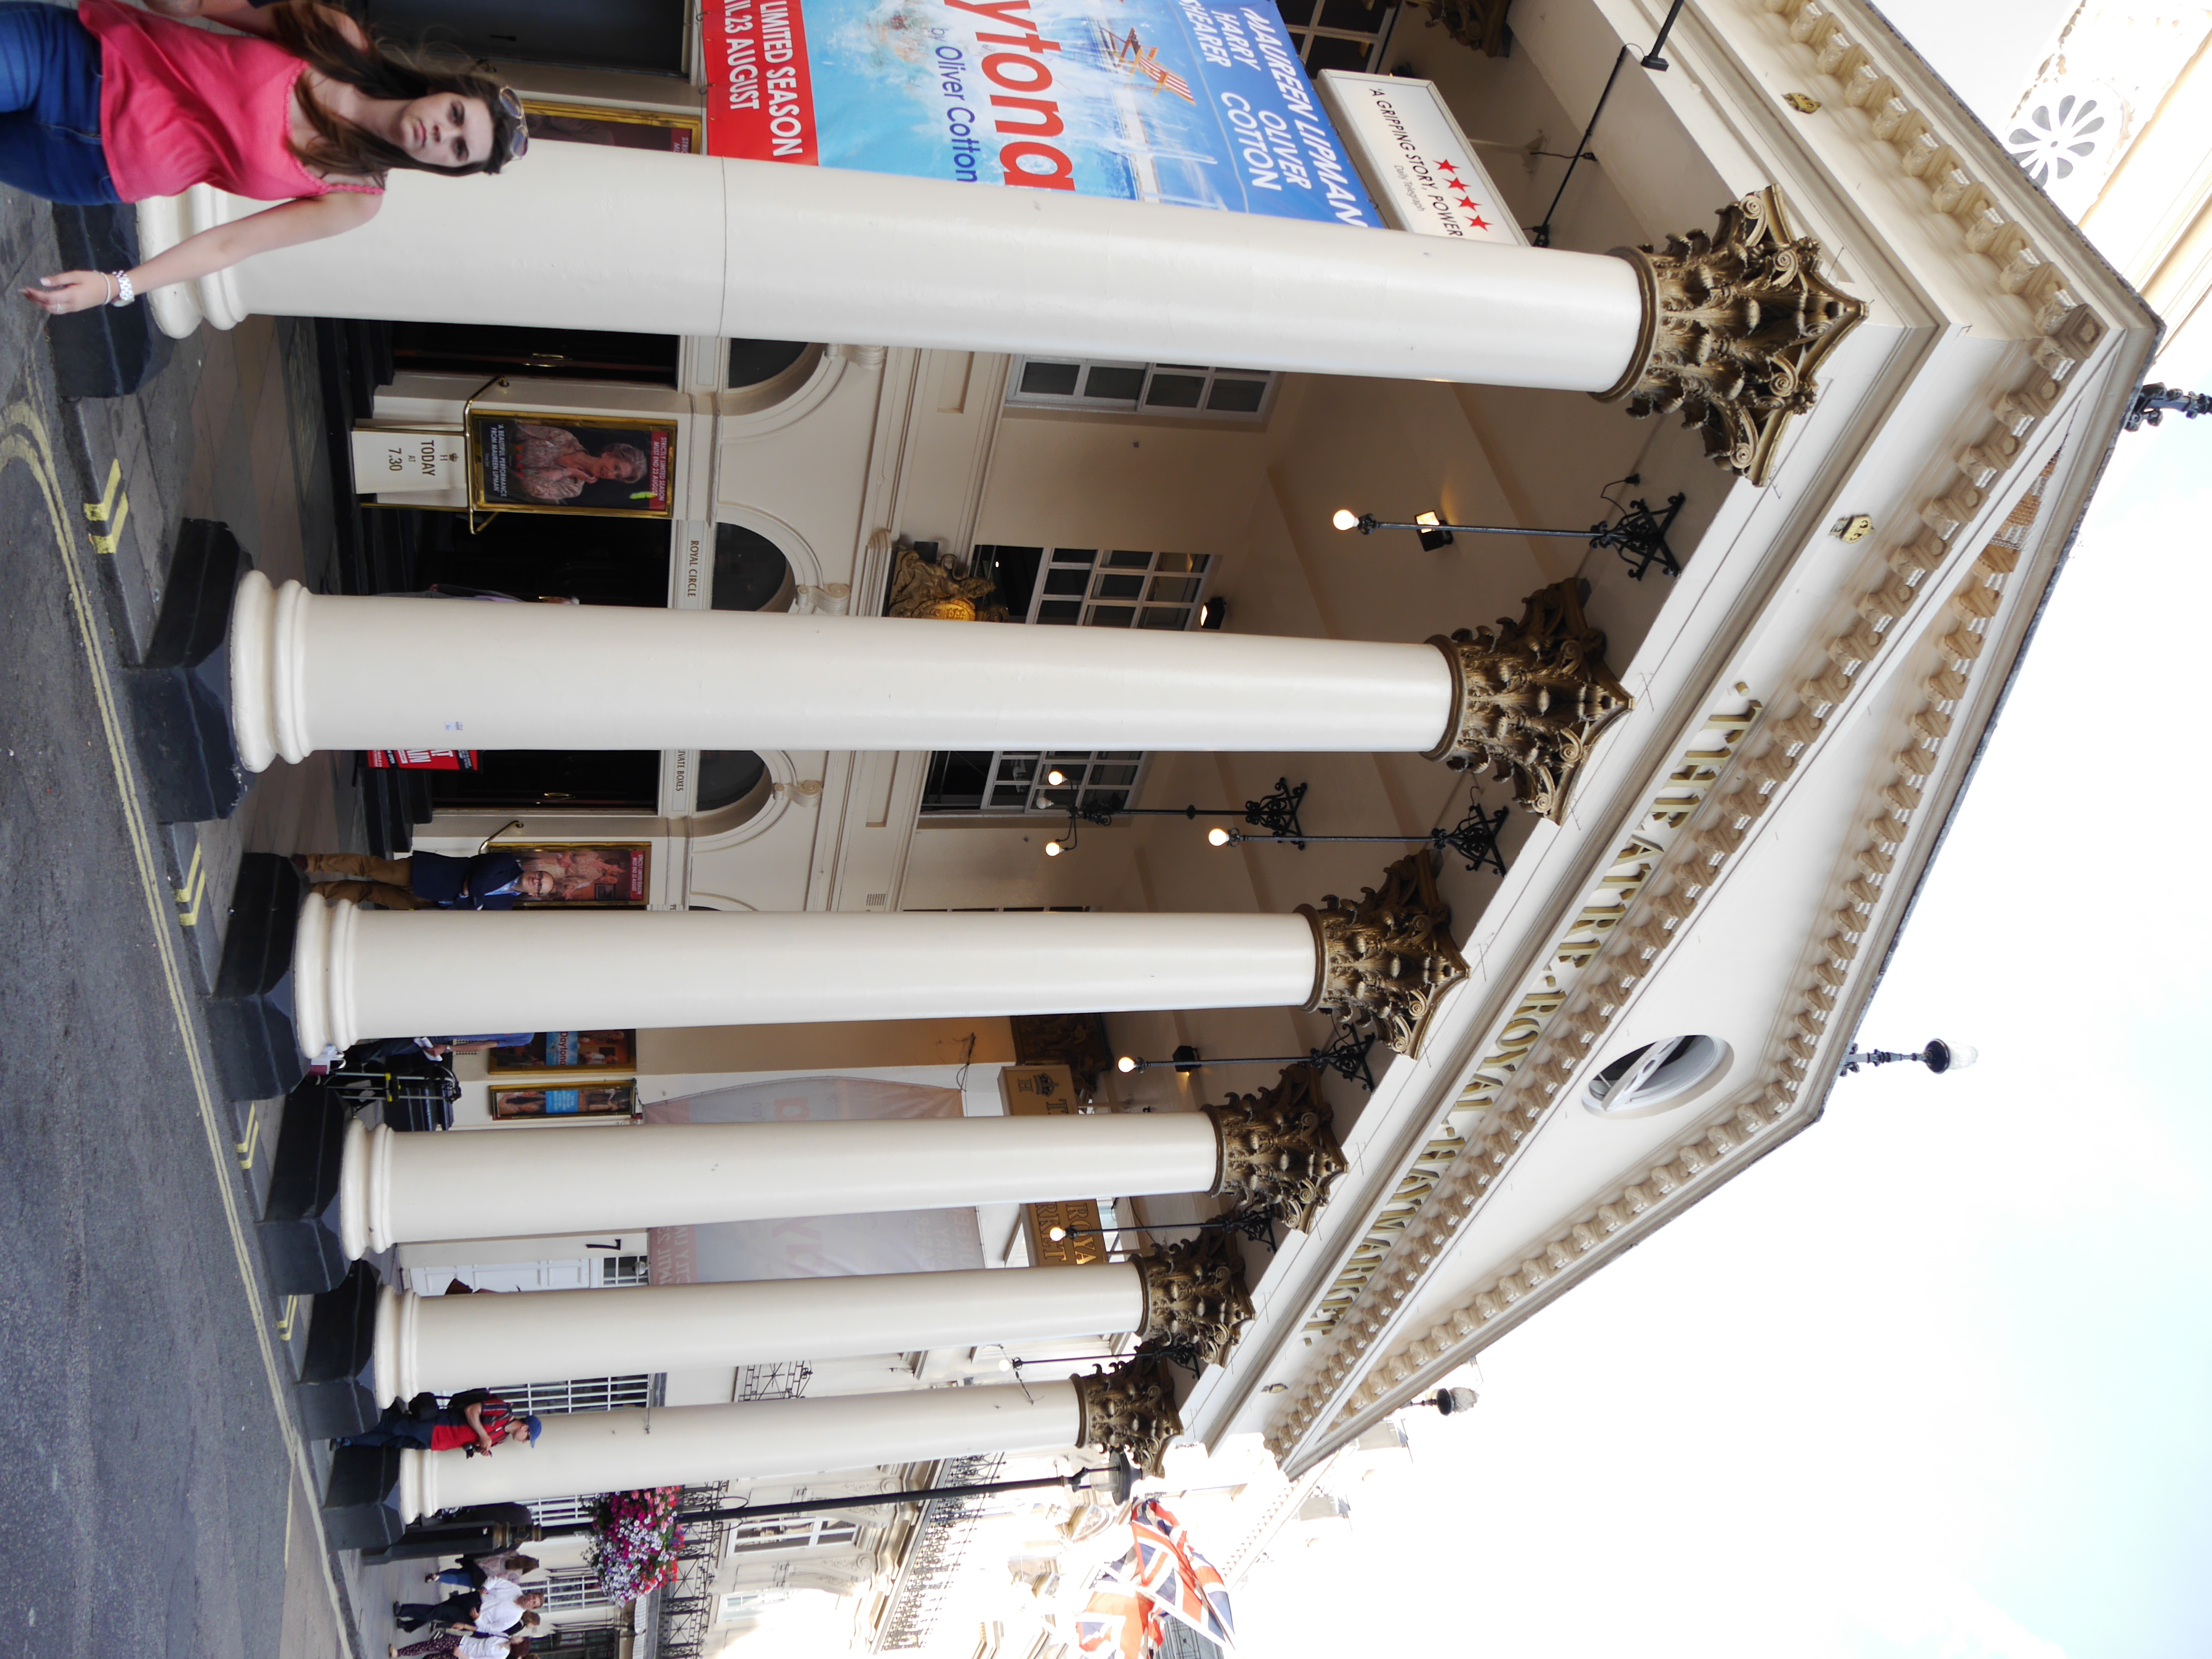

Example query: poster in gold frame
[521,98,702,154]
[495,843,652,907]
[466,411,675,519]
[491,1081,641,1121]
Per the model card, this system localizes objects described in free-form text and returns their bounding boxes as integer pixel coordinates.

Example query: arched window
[728,339,813,388]
[711,523,795,613]
[1583,1035,1730,1118]
[696,750,769,816]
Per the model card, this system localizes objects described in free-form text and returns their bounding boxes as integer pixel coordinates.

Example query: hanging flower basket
[585,1487,687,1604]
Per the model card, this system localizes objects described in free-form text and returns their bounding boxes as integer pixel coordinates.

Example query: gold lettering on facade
[1301,703,1762,1334]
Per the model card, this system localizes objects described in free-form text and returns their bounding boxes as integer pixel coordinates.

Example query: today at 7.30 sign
[701,0,1382,226]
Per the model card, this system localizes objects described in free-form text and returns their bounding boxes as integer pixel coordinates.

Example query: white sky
[1235,385,2212,1659]
[1236,9,2212,1653]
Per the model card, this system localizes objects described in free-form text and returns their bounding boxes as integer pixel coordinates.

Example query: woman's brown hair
[264,2,521,182]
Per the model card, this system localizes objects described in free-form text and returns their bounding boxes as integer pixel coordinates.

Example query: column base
[207,852,308,1101]
[124,521,252,825]
[355,1508,539,1565]
[260,1080,354,1295]
[322,1444,407,1552]
[297,1261,383,1439]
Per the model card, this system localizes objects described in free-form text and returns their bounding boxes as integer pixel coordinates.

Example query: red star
[1436,158,1461,178]
[1455,194,1479,212]
[1467,213,1491,229]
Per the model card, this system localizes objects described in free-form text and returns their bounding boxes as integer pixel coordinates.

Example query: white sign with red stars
[1316,71,1527,245]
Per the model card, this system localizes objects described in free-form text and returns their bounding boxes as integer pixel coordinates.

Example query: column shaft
[295,899,1319,1057]
[229,576,1454,770]
[147,147,1647,390]
[405,1384,1084,1519]
[341,1111,1223,1254]
[383,1264,1147,1399]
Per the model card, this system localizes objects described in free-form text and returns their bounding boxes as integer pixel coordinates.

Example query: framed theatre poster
[522,98,702,154]
[488,1030,639,1074]
[491,1081,641,1121]
[467,411,675,518]
[503,843,652,907]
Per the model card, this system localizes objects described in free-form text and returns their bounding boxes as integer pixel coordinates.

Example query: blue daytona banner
[704,0,1382,226]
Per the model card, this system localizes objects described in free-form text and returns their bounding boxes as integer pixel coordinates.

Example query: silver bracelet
[109,270,135,308]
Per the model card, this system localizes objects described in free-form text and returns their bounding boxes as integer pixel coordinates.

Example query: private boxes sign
[704,0,1381,225]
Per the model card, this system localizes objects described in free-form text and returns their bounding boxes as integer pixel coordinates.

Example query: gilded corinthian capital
[1131,1232,1255,1369]
[1071,1357,1183,1478]
[1602,187,1866,486]
[1429,579,1633,821]
[1203,1065,1348,1232]
[1299,851,1470,1058]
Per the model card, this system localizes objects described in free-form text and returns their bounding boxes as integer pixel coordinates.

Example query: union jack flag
[1075,1571,1161,1659]
[1128,1500,1236,1648]
[1076,1501,1237,1659]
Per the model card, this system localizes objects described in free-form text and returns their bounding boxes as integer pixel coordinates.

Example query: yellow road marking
[84,457,129,555]
[175,836,207,926]
[4,395,355,1652]
[236,1097,261,1169]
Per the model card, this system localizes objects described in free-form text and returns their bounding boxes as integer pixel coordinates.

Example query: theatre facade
[139,0,2159,1653]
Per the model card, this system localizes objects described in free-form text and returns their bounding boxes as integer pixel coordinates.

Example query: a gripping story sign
[703,0,1381,226]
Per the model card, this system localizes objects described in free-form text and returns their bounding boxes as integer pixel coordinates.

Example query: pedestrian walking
[336,1388,541,1454]
[293,849,550,910]
[429,1549,541,1590]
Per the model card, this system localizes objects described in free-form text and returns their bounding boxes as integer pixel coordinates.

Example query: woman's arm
[21,191,381,315]
[143,0,279,34]
[144,0,366,41]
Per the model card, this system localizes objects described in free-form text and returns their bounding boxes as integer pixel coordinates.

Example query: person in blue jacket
[293,850,553,909]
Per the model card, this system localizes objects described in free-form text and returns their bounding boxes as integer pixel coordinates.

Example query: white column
[141,147,1648,391]
[403,1384,1084,1519]
[337,1107,1223,1256]
[380,1263,1146,1400]
[228,574,1455,771]
[294,896,1317,1058]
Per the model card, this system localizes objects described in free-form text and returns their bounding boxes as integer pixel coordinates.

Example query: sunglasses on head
[496,86,529,161]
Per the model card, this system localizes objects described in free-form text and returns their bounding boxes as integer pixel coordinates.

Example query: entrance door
[390,324,681,389]
[361,0,688,75]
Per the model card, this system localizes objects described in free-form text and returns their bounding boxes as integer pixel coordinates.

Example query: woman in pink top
[12,0,525,317]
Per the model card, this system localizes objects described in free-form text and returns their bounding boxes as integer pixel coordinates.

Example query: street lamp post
[1839,1038,1979,1075]
[1116,1027,1380,1090]
[1208,800,1510,877]
[1045,776,1308,857]
[1333,490,1687,581]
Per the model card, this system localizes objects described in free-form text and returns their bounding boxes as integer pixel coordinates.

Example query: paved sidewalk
[0,186,379,1659]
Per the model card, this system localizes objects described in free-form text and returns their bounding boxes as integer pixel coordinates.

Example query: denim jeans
[0,3,119,205]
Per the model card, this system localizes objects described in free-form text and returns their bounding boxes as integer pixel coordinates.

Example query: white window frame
[1006,358,1279,421]
[728,1515,862,1554]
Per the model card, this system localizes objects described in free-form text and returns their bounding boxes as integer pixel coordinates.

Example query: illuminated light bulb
[1046,769,1067,786]
[1045,840,1063,857]
[1047,1226,1068,1242]
[1331,509,1360,531]
[1117,1055,1139,1074]
[998,1357,1014,1370]
[1207,827,1232,847]
[1416,511,1442,527]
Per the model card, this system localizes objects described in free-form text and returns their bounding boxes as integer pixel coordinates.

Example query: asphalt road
[0,200,347,1657]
